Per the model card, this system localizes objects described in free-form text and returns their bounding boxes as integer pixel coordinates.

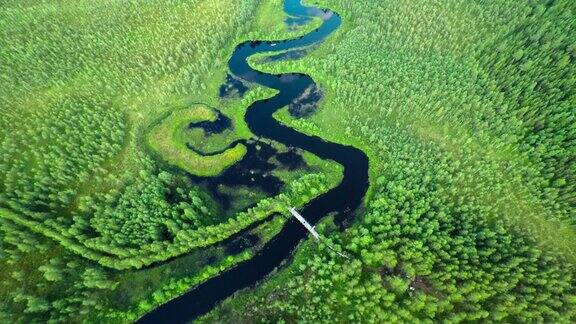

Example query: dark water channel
[188,139,286,210]
[138,0,369,322]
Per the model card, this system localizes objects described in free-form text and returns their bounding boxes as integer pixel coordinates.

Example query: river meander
[138,1,369,322]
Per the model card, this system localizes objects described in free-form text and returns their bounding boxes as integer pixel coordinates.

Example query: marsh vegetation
[0,0,574,322]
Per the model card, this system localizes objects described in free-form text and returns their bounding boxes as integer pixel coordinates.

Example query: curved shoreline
[138,1,369,322]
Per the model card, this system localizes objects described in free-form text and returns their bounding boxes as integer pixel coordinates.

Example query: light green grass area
[184,127,237,154]
[147,104,246,177]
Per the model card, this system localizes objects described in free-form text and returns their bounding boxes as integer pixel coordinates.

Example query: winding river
[138,0,369,322]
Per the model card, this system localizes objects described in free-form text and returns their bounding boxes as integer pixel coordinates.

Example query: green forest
[0,0,575,322]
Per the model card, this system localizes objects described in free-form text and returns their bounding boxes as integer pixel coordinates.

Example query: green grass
[147,104,247,177]
[184,127,237,154]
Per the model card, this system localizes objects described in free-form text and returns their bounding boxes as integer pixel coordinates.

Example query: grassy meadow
[147,104,247,177]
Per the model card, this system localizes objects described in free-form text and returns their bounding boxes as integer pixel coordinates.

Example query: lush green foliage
[205,130,576,322]
[478,2,575,210]
[0,0,262,267]
[0,0,337,321]
[254,0,576,255]
[203,0,576,322]
[1,0,574,322]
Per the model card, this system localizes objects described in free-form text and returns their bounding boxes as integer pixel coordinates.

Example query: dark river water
[138,0,369,322]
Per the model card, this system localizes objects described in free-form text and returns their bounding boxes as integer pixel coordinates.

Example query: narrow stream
[138,1,369,322]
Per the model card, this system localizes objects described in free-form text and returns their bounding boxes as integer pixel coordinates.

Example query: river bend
[138,1,369,322]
